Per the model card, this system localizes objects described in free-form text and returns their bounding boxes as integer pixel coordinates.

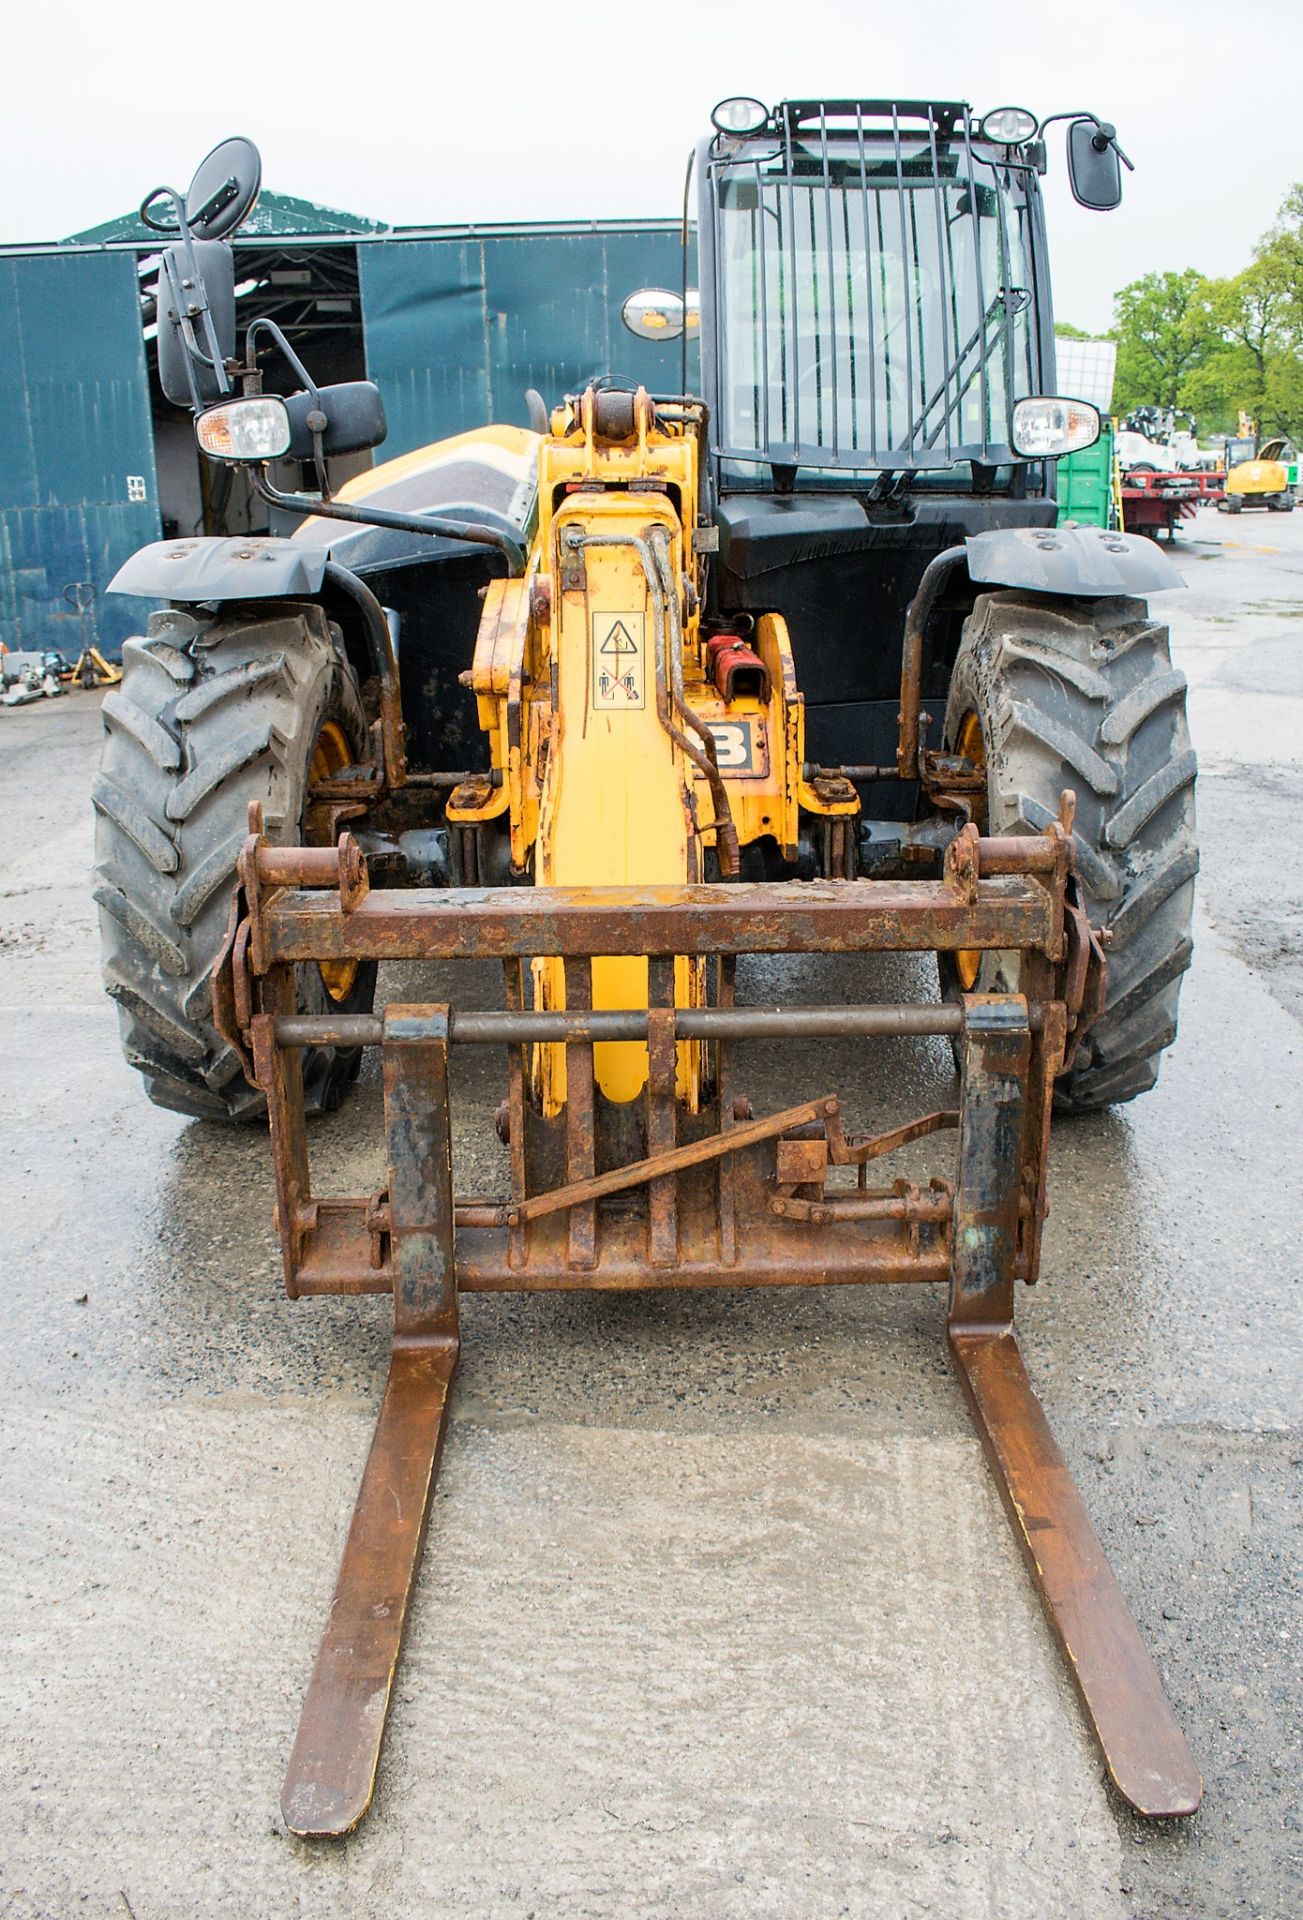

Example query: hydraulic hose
[649,527,740,876]
[897,544,967,779]
[322,561,407,787]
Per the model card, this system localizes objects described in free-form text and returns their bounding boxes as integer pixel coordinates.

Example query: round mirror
[186,136,262,240]
[621,289,685,342]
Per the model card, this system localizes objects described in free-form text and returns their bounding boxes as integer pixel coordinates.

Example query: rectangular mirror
[284,381,388,458]
[1066,120,1123,211]
[155,240,236,406]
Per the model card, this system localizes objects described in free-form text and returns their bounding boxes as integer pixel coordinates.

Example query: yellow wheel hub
[308,720,359,1003]
[954,710,988,992]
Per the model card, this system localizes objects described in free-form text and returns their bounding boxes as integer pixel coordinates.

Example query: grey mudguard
[965,525,1185,598]
[108,537,329,602]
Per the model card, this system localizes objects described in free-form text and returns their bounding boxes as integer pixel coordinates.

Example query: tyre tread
[95,604,373,1121]
[943,590,1197,1111]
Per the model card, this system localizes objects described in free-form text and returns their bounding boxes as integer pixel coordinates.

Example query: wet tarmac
[0,505,1299,1919]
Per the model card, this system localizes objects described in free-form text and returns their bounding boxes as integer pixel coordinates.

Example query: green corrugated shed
[360,229,690,454]
[0,206,689,655]
[0,252,160,656]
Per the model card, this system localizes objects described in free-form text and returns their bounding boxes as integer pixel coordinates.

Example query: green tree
[1111,269,1217,413]
[1180,271,1284,431]
[1103,184,1303,439]
[1054,321,1092,340]
[1182,189,1303,439]
[1251,187,1303,436]
[1258,185,1303,321]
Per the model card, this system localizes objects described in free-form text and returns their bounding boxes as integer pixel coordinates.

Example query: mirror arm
[243,319,330,493]
[1037,110,1135,172]
[1096,124,1134,171]
[138,183,186,236]
[248,469,528,575]
[245,317,319,401]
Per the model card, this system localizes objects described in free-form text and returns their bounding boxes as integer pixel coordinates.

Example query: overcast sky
[6,0,1301,334]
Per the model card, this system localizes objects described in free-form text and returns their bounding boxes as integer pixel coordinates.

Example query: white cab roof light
[979,106,1038,144]
[711,97,769,136]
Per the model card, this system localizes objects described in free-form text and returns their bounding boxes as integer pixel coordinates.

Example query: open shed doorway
[144,238,373,540]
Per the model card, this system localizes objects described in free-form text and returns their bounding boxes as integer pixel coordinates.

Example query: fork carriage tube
[269,1003,988,1048]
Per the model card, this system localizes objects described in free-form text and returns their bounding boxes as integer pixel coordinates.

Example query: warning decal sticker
[591,611,646,710]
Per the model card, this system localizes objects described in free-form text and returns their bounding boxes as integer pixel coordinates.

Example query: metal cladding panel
[359,241,492,452]
[0,253,159,655]
[0,265,37,508]
[360,229,689,458]
[481,230,687,422]
[599,228,697,390]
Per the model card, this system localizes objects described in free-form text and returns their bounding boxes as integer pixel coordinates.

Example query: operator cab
[623,97,1129,782]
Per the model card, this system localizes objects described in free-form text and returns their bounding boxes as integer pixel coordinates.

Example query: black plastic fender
[108,536,328,603]
[964,525,1185,598]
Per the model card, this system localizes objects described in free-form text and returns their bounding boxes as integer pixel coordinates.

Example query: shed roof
[63,188,388,247]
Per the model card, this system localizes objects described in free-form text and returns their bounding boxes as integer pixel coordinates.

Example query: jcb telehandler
[96,102,1200,1835]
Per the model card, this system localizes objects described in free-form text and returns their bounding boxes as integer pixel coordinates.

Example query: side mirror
[185,136,262,238]
[621,288,700,342]
[1066,118,1123,210]
[284,381,388,459]
[141,137,263,410]
[142,136,262,241]
[156,239,236,407]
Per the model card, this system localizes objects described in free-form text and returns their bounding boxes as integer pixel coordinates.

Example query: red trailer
[1121,471,1200,540]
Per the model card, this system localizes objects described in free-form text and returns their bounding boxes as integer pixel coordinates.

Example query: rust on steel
[950,1328,1203,1816]
[280,1341,457,1837]
[256,874,1059,965]
[281,1008,460,1840]
[896,543,966,778]
[506,1094,838,1224]
[221,803,1198,1831]
[270,1003,983,1049]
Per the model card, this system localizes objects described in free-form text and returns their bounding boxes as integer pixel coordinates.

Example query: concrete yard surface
[1,508,1301,1919]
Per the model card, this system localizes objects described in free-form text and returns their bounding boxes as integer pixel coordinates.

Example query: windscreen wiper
[901,288,1029,454]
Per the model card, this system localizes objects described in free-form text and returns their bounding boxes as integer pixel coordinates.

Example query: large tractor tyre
[93,604,378,1121]
[941,590,1197,1112]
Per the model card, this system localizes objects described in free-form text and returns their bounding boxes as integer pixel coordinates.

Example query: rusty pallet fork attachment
[213,797,1201,1837]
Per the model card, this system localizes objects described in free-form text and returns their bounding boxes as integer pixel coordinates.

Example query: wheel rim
[308,719,359,1002]
[954,710,988,991]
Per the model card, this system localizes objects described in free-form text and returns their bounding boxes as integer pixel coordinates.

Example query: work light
[1011,397,1100,458]
[979,106,1038,145]
[195,395,292,462]
[711,97,769,135]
